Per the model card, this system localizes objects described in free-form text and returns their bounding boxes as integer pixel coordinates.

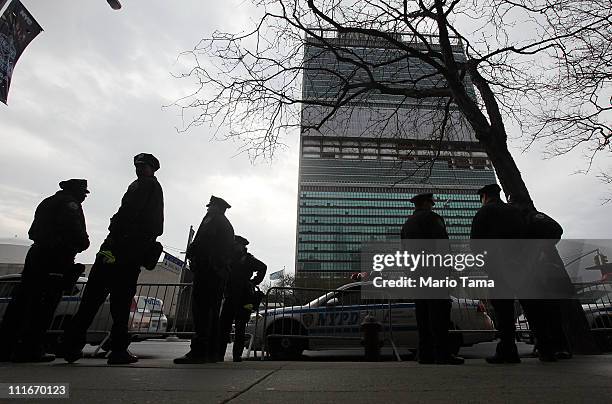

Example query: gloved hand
[98,249,116,264]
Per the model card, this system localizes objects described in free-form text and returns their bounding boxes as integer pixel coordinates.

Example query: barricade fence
[0,279,609,356]
[254,285,503,360]
[258,286,400,360]
[514,281,612,334]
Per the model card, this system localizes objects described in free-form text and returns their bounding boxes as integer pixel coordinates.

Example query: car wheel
[267,321,306,360]
[44,333,63,355]
[46,315,72,356]
[100,338,112,352]
[593,317,612,352]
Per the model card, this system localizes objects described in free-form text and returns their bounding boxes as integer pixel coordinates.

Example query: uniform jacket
[28,190,89,254]
[187,211,234,271]
[228,252,267,297]
[401,209,449,240]
[470,199,527,291]
[401,208,449,296]
[470,199,525,239]
[108,176,164,241]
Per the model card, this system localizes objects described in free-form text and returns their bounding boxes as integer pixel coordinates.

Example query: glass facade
[295,32,497,276]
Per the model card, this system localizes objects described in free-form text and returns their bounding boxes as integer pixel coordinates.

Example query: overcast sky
[0,1,611,280]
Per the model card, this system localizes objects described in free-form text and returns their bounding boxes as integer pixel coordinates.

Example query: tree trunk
[478,129,533,209]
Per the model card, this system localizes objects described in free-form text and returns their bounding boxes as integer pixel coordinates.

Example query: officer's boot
[174,350,208,364]
[217,341,229,362]
[107,350,138,365]
[536,343,557,362]
[486,341,521,364]
[61,333,85,363]
[233,345,244,362]
[10,342,55,363]
[0,342,12,362]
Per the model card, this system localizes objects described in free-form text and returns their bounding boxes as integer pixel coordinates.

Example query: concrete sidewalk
[1,354,611,403]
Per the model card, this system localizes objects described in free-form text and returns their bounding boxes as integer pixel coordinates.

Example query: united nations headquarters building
[295,31,496,287]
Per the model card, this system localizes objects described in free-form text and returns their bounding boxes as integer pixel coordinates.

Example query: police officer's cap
[234,235,249,246]
[59,179,90,194]
[477,183,501,196]
[409,192,435,204]
[206,195,231,210]
[133,153,160,172]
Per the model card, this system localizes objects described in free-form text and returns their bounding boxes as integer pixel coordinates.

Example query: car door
[308,285,364,350]
[0,277,19,322]
[387,298,418,349]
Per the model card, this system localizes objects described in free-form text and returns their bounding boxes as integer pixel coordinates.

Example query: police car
[130,296,168,337]
[245,281,495,359]
[0,274,112,350]
[0,274,168,351]
[516,283,612,351]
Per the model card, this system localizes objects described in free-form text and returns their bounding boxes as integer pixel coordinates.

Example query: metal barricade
[247,286,503,360]
[1,277,609,357]
[565,281,612,350]
[496,281,612,351]
[0,279,254,357]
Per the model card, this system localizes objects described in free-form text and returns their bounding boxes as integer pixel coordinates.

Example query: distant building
[295,31,496,285]
[0,238,30,276]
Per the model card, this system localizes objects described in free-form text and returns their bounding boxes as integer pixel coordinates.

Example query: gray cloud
[0,1,610,280]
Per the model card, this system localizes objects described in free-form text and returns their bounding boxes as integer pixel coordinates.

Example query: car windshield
[595,293,612,304]
[308,284,364,307]
[308,291,336,307]
[578,289,612,304]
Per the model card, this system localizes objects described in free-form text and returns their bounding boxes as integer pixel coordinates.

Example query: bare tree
[264,273,302,306]
[262,272,296,293]
[171,0,611,206]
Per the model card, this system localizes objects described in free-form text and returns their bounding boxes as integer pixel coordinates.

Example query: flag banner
[0,0,42,104]
[270,269,284,281]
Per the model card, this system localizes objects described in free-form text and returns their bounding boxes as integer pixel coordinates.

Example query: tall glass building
[295,31,496,283]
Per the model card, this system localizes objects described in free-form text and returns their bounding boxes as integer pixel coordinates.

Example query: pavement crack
[220,366,284,403]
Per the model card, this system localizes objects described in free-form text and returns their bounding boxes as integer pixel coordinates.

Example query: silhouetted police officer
[0,179,90,362]
[175,195,234,364]
[508,193,574,360]
[471,183,530,363]
[401,192,464,365]
[63,154,164,365]
[218,235,267,362]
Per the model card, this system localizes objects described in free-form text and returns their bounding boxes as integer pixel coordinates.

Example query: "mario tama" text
[372,276,495,288]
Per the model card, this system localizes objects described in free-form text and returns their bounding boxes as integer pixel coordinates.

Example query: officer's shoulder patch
[67,202,79,210]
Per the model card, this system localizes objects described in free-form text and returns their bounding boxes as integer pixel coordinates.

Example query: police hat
[477,183,501,196]
[234,235,249,246]
[59,179,90,194]
[133,153,160,172]
[409,192,435,205]
[206,195,231,210]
